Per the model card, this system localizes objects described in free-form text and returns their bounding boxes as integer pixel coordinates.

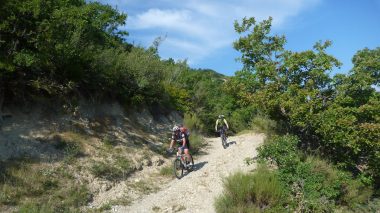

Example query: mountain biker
[169,125,192,167]
[215,115,229,137]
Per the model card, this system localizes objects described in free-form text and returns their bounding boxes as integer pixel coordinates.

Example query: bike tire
[221,132,227,149]
[185,154,194,172]
[173,158,183,179]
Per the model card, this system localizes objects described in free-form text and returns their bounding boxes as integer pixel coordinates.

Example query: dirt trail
[113,132,265,213]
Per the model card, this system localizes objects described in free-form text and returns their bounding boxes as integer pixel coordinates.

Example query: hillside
[0,101,184,212]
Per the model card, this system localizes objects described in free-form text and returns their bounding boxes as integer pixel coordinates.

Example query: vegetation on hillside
[0,0,237,134]
[216,16,379,212]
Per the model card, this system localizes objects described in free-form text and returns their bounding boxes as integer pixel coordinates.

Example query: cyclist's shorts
[178,145,189,151]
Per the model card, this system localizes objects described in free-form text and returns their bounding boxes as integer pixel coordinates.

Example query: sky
[97,0,380,76]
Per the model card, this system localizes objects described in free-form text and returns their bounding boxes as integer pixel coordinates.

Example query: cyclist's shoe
[167,148,174,154]
[186,164,193,171]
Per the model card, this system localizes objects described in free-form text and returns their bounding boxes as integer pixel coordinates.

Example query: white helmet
[172,125,179,132]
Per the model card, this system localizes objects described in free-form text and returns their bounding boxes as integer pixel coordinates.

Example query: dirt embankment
[0,102,183,211]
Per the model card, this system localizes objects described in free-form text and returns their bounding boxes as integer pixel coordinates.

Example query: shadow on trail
[179,161,208,179]
[192,161,208,171]
[223,140,237,149]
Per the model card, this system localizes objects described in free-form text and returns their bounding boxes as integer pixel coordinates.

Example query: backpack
[180,127,190,136]
[180,127,191,148]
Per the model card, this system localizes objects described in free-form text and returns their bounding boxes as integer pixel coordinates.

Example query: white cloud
[118,0,322,65]
[131,9,192,29]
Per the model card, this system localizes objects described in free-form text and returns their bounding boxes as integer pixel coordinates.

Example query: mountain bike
[218,128,228,149]
[169,148,194,179]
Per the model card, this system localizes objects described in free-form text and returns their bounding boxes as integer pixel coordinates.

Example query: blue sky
[97,0,380,76]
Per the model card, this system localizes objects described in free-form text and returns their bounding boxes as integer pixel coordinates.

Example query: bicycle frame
[173,149,194,179]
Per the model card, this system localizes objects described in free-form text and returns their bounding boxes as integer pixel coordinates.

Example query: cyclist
[215,115,229,137]
[169,125,192,168]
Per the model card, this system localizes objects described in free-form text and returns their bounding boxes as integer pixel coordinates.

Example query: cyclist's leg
[183,147,193,170]
[169,139,175,149]
[177,146,184,156]
[223,126,228,138]
[217,127,222,137]
[184,148,191,162]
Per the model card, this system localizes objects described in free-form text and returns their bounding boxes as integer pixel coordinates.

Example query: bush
[250,115,277,136]
[159,165,173,177]
[90,158,134,181]
[184,113,204,132]
[90,161,123,180]
[258,135,301,169]
[257,135,373,211]
[214,166,286,213]
[189,132,204,155]
[229,107,256,133]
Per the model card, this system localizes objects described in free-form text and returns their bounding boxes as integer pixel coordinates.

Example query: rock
[142,159,152,167]
[152,157,164,166]
[135,162,143,171]
[100,182,112,192]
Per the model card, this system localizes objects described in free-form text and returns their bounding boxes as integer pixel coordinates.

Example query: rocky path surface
[113,132,265,213]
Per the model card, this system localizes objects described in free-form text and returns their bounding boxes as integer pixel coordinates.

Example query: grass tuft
[214,165,285,213]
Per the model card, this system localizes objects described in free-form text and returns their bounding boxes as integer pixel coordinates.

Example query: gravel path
[113,132,264,213]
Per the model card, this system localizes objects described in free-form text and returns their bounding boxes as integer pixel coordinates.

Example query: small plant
[172,204,186,212]
[130,180,158,194]
[63,142,82,163]
[97,203,112,212]
[90,161,119,180]
[90,158,135,181]
[244,157,255,165]
[159,165,173,177]
[115,156,133,173]
[102,135,118,147]
[152,206,160,212]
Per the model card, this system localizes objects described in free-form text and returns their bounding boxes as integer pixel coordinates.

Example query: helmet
[172,125,179,132]
[218,115,224,119]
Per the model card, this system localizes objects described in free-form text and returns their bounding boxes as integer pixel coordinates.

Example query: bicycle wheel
[221,132,227,149]
[185,154,194,172]
[223,134,227,147]
[173,158,183,179]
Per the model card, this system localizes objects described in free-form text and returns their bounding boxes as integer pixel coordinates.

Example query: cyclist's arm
[215,120,219,131]
[223,119,229,129]
[170,133,176,148]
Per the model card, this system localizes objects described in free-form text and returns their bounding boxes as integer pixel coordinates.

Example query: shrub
[214,166,286,213]
[90,158,134,181]
[159,165,173,177]
[258,135,301,169]
[250,115,277,136]
[90,161,121,180]
[102,135,118,147]
[184,113,204,132]
[257,135,373,211]
[189,132,204,155]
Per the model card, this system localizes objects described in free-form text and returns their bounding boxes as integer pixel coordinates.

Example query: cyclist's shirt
[216,118,229,130]
[172,130,190,149]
